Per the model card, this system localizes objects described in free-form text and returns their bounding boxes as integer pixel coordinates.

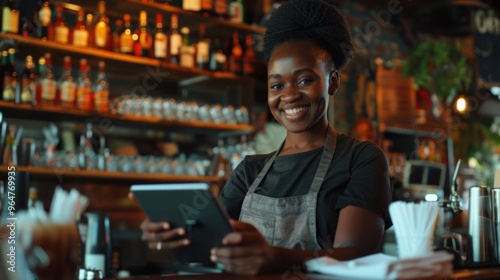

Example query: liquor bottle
[37,53,57,106]
[72,10,89,47]
[183,0,201,12]
[2,0,20,34]
[243,34,254,76]
[36,1,52,41]
[52,4,69,44]
[2,49,17,102]
[86,13,95,48]
[180,27,194,68]
[168,14,181,64]
[136,10,153,57]
[229,0,244,23]
[200,0,214,16]
[133,30,142,57]
[213,0,228,19]
[93,1,109,49]
[153,13,167,59]
[229,32,242,74]
[112,19,123,53]
[93,61,109,113]
[58,56,76,109]
[120,14,134,54]
[209,38,226,72]
[76,58,93,111]
[20,55,36,104]
[196,24,210,70]
[27,187,39,210]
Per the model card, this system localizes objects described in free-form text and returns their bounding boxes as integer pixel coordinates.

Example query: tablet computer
[130,183,232,265]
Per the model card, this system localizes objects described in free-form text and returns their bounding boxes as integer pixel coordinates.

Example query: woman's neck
[279,120,330,156]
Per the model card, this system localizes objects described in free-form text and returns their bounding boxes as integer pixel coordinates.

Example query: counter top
[113,267,500,280]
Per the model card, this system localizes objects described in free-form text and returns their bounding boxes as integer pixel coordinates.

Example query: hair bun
[264,0,354,69]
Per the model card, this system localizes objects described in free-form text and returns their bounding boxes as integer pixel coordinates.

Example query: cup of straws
[389,201,440,258]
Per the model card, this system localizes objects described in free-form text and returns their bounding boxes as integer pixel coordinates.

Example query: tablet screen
[131,183,232,265]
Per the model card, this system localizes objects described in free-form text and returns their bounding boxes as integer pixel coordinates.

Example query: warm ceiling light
[456,97,467,113]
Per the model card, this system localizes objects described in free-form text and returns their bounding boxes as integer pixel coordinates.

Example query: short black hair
[264,0,354,70]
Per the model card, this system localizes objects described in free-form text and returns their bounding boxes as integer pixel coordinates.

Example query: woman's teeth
[285,107,306,115]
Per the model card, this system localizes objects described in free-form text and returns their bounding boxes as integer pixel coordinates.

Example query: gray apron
[239,126,337,250]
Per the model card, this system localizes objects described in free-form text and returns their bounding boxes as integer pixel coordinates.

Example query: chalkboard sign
[472,8,500,87]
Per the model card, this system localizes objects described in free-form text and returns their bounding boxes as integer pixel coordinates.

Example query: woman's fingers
[222,231,264,246]
[141,223,186,242]
[140,219,170,233]
[212,244,264,259]
[149,238,191,251]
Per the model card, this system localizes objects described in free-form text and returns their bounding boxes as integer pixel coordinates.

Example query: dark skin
[137,40,385,276]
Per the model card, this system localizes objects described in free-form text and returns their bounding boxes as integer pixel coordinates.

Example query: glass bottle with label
[36,1,52,41]
[168,14,181,64]
[2,0,20,34]
[72,10,89,47]
[209,38,226,72]
[243,34,255,76]
[183,0,201,12]
[93,61,109,113]
[213,0,228,19]
[229,32,242,74]
[52,4,69,44]
[229,0,244,23]
[27,187,39,210]
[120,14,134,54]
[20,55,36,105]
[200,0,214,16]
[112,18,123,53]
[136,10,153,57]
[37,53,57,106]
[58,56,76,109]
[154,13,167,59]
[76,58,93,111]
[93,1,109,50]
[86,13,95,47]
[180,27,194,68]
[196,23,210,70]
[2,49,17,102]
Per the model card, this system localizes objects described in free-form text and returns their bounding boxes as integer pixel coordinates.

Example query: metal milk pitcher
[467,186,496,264]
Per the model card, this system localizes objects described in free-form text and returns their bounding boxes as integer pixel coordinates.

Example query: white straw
[389,201,439,258]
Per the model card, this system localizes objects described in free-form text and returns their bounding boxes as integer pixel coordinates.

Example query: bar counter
[113,267,500,280]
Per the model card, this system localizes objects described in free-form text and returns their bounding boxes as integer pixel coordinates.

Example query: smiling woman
[139,0,393,276]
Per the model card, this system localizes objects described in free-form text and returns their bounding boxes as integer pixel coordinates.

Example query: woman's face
[267,40,338,133]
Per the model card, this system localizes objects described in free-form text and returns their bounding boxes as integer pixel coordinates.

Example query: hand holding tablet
[131,183,233,265]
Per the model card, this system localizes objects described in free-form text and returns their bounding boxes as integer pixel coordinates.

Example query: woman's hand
[210,220,277,276]
[140,219,190,252]
[129,192,190,252]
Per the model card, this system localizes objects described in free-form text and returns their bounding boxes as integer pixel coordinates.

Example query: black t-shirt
[219,133,393,247]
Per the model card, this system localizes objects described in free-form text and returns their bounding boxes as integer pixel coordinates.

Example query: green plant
[401,37,472,103]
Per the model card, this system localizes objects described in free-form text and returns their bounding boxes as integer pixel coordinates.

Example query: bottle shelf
[0,33,252,86]
[66,0,266,38]
[1,165,221,184]
[0,100,254,134]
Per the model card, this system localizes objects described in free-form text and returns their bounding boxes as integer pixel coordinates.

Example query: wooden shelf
[0,33,251,86]
[0,100,254,135]
[382,126,449,139]
[2,165,221,184]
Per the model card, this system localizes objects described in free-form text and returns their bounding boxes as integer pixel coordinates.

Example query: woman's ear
[328,70,340,96]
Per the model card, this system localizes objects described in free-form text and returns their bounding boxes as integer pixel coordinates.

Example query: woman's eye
[298,78,313,86]
[270,83,284,90]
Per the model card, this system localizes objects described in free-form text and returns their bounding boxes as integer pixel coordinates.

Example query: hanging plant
[401,37,472,104]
